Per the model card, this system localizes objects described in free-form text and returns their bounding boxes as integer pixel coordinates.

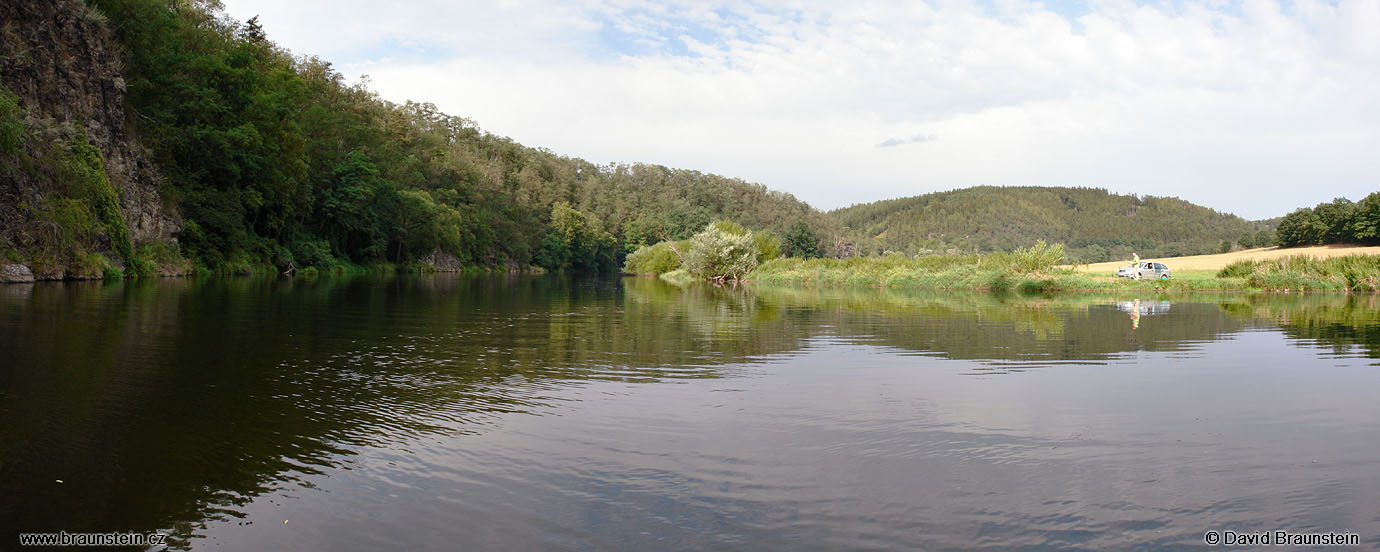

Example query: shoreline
[0,262,544,284]
[743,253,1380,294]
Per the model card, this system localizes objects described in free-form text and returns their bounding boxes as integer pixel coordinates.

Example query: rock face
[421,250,466,272]
[0,0,179,267]
[1,263,35,283]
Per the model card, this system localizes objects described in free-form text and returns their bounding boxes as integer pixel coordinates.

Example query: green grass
[748,255,1261,293]
[1216,255,1380,292]
[749,252,1380,294]
[750,243,1073,291]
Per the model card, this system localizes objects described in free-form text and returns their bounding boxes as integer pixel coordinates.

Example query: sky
[216,0,1380,220]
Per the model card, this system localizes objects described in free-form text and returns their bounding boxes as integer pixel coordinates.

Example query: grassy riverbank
[750,257,1237,293]
[1216,255,1380,292]
[747,252,1380,293]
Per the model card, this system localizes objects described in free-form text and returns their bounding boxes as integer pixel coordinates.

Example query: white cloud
[878,134,939,148]
[219,0,1380,219]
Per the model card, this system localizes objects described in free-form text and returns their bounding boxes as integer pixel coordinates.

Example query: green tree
[1315,198,1356,244]
[1276,208,1320,247]
[783,220,821,258]
[319,152,391,261]
[621,216,666,253]
[1350,193,1380,245]
[753,230,782,262]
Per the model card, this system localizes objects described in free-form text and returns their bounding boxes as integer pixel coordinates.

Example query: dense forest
[101,0,842,273]
[1,0,835,277]
[1274,194,1380,247]
[830,187,1275,263]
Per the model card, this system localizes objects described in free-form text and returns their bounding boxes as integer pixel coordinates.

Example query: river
[2,275,1378,550]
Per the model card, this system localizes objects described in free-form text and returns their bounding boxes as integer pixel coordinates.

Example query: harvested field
[1071,245,1380,274]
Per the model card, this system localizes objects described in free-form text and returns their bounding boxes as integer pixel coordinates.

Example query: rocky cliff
[0,0,180,281]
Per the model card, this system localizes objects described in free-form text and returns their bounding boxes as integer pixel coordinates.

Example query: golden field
[1071,245,1380,273]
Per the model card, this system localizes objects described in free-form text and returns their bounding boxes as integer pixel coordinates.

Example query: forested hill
[0,0,834,279]
[831,187,1274,263]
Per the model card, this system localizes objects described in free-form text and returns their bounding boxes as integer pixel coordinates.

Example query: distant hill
[830,186,1274,263]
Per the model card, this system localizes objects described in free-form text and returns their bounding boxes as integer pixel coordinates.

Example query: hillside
[831,186,1273,263]
[1,0,835,280]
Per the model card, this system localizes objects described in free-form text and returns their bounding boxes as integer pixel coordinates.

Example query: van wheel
[1160,274,1169,280]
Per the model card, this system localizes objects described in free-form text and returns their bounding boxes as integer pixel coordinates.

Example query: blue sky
[219,0,1380,219]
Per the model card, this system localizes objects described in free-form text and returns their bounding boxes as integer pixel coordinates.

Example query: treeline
[1275,194,1380,247]
[84,0,833,273]
[830,186,1272,263]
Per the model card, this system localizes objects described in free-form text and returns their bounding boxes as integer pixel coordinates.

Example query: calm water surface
[2,275,1379,550]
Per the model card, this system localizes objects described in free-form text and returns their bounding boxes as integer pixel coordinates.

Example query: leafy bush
[753,231,782,262]
[985,240,1064,273]
[623,241,684,275]
[1217,260,1259,278]
[626,223,784,279]
[0,85,24,155]
[55,134,133,265]
[685,224,759,281]
[73,252,112,279]
[289,236,340,269]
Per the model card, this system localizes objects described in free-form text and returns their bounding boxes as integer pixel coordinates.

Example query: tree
[753,231,782,262]
[783,220,821,258]
[1314,198,1356,244]
[319,152,391,260]
[541,202,615,272]
[621,216,665,253]
[1350,193,1380,245]
[1276,208,1320,247]
[242,15,267,42]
